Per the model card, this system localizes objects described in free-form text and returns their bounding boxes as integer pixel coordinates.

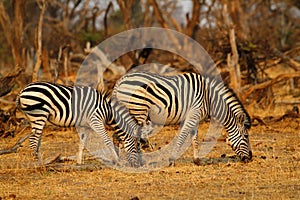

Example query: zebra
[16,82,147,167]
[112,71,252,164]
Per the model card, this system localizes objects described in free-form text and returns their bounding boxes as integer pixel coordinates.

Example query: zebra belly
[47,106,78,127]
[149,109,186,125]
[146,101,190,125]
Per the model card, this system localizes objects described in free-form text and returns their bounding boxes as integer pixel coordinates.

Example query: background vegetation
[0,0,299,88]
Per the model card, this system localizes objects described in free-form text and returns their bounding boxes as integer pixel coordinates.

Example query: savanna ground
[0,104,299,199]
[0,63,299,200]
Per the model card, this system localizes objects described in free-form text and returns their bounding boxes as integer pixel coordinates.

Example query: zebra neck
[109,98,138,136]
[206,76,251,131]
[206,77,232,129]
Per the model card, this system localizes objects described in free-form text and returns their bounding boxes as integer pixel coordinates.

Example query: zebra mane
[226,87,251,129]
[205,76,251,129]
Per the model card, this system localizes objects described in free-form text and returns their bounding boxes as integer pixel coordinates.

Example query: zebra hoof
[76,159,83,165]
[130,163,141,168]
[168,158,176,167]
[128,159,142,168]
[33,153,44,166]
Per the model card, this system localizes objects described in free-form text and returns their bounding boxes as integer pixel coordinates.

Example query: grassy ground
[0,117,299,199]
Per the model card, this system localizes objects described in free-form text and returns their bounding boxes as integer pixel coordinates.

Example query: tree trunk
[227,0,250,42]
[223,3,241,95]
[0,0,26,67]
[32,0,46,82]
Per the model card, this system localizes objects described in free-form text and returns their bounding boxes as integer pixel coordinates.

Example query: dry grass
[0,117,299,199]
[1,61,299,199]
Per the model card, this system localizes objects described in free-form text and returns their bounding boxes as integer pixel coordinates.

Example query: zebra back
[112,71,209,125]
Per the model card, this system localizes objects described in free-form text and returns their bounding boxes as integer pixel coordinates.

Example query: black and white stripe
[16,82,142,167]
[112,72,252,163]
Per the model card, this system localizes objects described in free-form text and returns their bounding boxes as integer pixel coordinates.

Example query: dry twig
[0,127,29,155]
[242,72,300,101]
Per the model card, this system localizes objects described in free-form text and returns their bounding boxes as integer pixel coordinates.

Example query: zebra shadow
[175,154,246,166]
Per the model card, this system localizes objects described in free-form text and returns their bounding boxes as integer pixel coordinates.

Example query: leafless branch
[0,65,23,97]
[148,0,169,29]
[0,127,29,155]
[104,1,113,37]
[185,0,200,37]
[116,0,134,30]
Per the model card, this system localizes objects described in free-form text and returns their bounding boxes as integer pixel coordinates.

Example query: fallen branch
[44,154,63,165]
[0,127,29,155]
[277,47,300,70]
[242,72,300,101]
[252,106,299,126]
[263,113,300,123]
[44,151,98,166]
[252,115,267,126]
[0,98,15,104]
[275,100,300,104]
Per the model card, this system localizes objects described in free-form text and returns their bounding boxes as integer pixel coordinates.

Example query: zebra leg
[124,136,140,167]
[29,129,43,163]
[192,129,202,165]
[77,131,87,164]
[89,121,119,165]
[169,110,200,166]
[27,117,48,164]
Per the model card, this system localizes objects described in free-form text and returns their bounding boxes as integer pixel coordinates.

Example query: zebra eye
[244,134,248,139]
[236,113,246,125]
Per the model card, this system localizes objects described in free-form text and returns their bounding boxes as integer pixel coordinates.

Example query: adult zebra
[112,72,252,164]
[16,82,145,167]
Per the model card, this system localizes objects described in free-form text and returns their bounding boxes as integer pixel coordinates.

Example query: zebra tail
[15,93,22,110]
[15,92,44,112]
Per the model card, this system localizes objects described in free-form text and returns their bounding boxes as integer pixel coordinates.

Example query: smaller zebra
[16,82,146,167]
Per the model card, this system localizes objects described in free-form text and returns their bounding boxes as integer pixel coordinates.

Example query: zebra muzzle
[241,150,252,162]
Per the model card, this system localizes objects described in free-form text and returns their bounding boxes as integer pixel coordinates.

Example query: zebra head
[208,78,252,162]
[226,111,252,162]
